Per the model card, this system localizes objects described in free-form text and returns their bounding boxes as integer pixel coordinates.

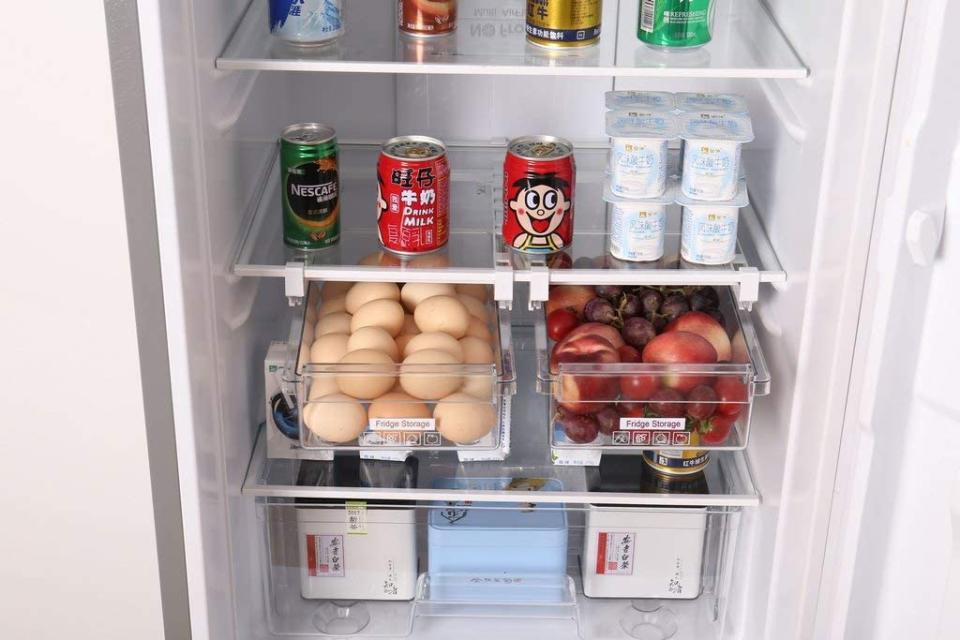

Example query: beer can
[376,136,450,255]
[269,0,344,46]
[399,0,457,37]
[281,124,340,250]
[526,0,602,48]
[642,449,711,476]
[503,136,575,254]
[637,0,716,49]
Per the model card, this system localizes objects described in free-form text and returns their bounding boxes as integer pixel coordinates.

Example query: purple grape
[556,411,600,444]
[573,257,594,269]
[706,308,726,326]
[659,294,690,322]
[619,293,642,318]
[645,310,667,331]
[648,388,686,418]
[584,297,618,325]
[689,291,714,312]
[621,317,657,349]
[639,289,663,315]
[595,407,621,436]
[686,385,717,420]
[594,285,623,300]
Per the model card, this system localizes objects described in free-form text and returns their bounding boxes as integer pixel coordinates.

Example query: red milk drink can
[503,136,576,253]
[377,136,450,254]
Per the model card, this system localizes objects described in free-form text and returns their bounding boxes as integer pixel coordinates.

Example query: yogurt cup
[676,92,749,114]
[679,111,754,201]
[605,91,676,112]
[606,110,678,199]
[678,179,748,265]
[604,181,675,263]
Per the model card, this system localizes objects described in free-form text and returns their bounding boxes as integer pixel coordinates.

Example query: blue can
[269,0,343,45]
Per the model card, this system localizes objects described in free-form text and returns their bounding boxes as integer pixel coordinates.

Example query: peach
[561,322,626,350]
[551,335,620,414]
[665,311,732,362]
[642,331,718,393]
[545,285,595,318]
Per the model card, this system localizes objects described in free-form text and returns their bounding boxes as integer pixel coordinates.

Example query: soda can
[377,136,450,255]
[269,0,344,45]
[281,124,340,250]
[637,0,716,49]
[642,449,711,476]
[503,136,575,254]
[525,0,602,48]
[399,0,458,37]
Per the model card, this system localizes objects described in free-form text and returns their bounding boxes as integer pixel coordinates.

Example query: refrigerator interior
[136,0,907,638]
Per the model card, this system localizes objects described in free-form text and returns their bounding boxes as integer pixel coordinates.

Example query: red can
[377,136,450,255]
[399,0,457,36]
[503,136,576,254]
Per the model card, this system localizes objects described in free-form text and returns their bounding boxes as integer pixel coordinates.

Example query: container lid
[429,477,567,530]
[605,110,678,140]
[603,178,677,205]
[678,111,755,144]
[605,91,676,112]
[675,92,749,114]
[676,179,749,207]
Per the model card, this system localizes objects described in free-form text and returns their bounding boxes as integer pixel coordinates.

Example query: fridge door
[818,0,960,637]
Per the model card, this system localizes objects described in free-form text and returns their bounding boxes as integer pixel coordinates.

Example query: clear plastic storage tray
[537,286,769,452]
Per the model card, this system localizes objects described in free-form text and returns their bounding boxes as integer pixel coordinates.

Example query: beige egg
[457,294,488,321]
[400,282,456,312]
[310,333,350,364]
[403,332,464,361]
[464,317,493,342]
[414,295,470,339]
[303,394,368,444]
[456,283,490,302]
[368,392,432,422]
[336,349,396,399]
[345,282,401,314]
[350,298,405,336]
[315,312,352,337]
[321,281,354,300]
[347,326,400,361]
[460,336,496,365]
[307,376,340,401]
[400,349,462,400]
[401,314,420,335]
[434,393,497,444]
[395,334,416,354]
[317,296,347,317]
[461,375,495,400]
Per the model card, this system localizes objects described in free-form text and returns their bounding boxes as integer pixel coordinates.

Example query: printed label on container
[345,501,367,535]
[619,417,687,431]
[306,534,345,578]
[370,418,436,431]
[596,531,635,576]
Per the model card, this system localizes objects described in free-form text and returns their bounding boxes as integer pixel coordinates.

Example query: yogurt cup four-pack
[678,111,754,201]
[605,110,678,199]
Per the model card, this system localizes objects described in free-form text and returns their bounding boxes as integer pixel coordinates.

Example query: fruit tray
[291,281,516,452]
[536,285,769,452]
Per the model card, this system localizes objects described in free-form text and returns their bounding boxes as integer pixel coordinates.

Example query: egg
[457,294,488,321]
[400,282,456,312]
[401,314,420,335]
[395,334,416,354]
[414,295,470,338]
[347,326,400,361]
[321,281,354,300]
[350,298,405,336]
[400,349,462,400]
[460,336,496,365]
[368,391,432,422]
[434,393,497,444]
[464,317,493,342]
[345,282,401,314]
[307,376,340,401]
[317,296,347,317]
[456,283,490,302]
[315,312,352,336]
[403,332,464,361]
[336,349,396,399]
[303,394,368,444]
[310,333,350,364]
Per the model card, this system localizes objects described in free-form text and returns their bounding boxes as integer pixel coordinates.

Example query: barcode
[640,0,656,33]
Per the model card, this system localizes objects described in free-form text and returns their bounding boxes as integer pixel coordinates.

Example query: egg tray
[290,283,516,452]
[536,286,769,453]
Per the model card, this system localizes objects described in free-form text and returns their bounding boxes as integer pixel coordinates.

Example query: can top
[382,135,446,161]
[678,111,755,144]
[605,91,676,112]
[281,123,337,146]
[507,136,574,161]
[675,93,749,115]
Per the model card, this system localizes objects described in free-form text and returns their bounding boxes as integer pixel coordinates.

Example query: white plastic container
[679,112,754,201]
[604,181,675,262]
[604,91,676,112]
[678,180,749,265]
[581,505,707,599]
[606,110,678,199]
[675,92,749,114]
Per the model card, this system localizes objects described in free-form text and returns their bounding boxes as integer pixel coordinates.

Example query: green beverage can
[281,123,340,250]
[637,0,715,48]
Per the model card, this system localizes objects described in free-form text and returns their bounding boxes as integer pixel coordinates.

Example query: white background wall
[0,4,165,640]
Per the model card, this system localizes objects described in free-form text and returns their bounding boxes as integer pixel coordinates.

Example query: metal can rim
[381,135,448,161]
[281,123,337,146]
[641,449,711,476]
[507,135,575,160]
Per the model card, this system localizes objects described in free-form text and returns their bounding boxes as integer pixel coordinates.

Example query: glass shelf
[219,0,807,79]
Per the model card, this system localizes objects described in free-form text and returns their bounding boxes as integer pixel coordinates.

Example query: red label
[306,534,345,578]
[503,152,575,253]
[377,154,450,254]
[596,531,608,575]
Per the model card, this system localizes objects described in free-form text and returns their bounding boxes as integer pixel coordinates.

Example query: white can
[606,110,678,199]
[605,181,675,262]
[679,111,754,201]
[678,180,748,265]
[269,0,344,46]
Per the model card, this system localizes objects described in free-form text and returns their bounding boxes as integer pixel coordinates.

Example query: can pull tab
[905,208,945,267]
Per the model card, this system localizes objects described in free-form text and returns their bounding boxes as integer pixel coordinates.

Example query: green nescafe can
[281,123,340,250]
[637,0,715,49]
